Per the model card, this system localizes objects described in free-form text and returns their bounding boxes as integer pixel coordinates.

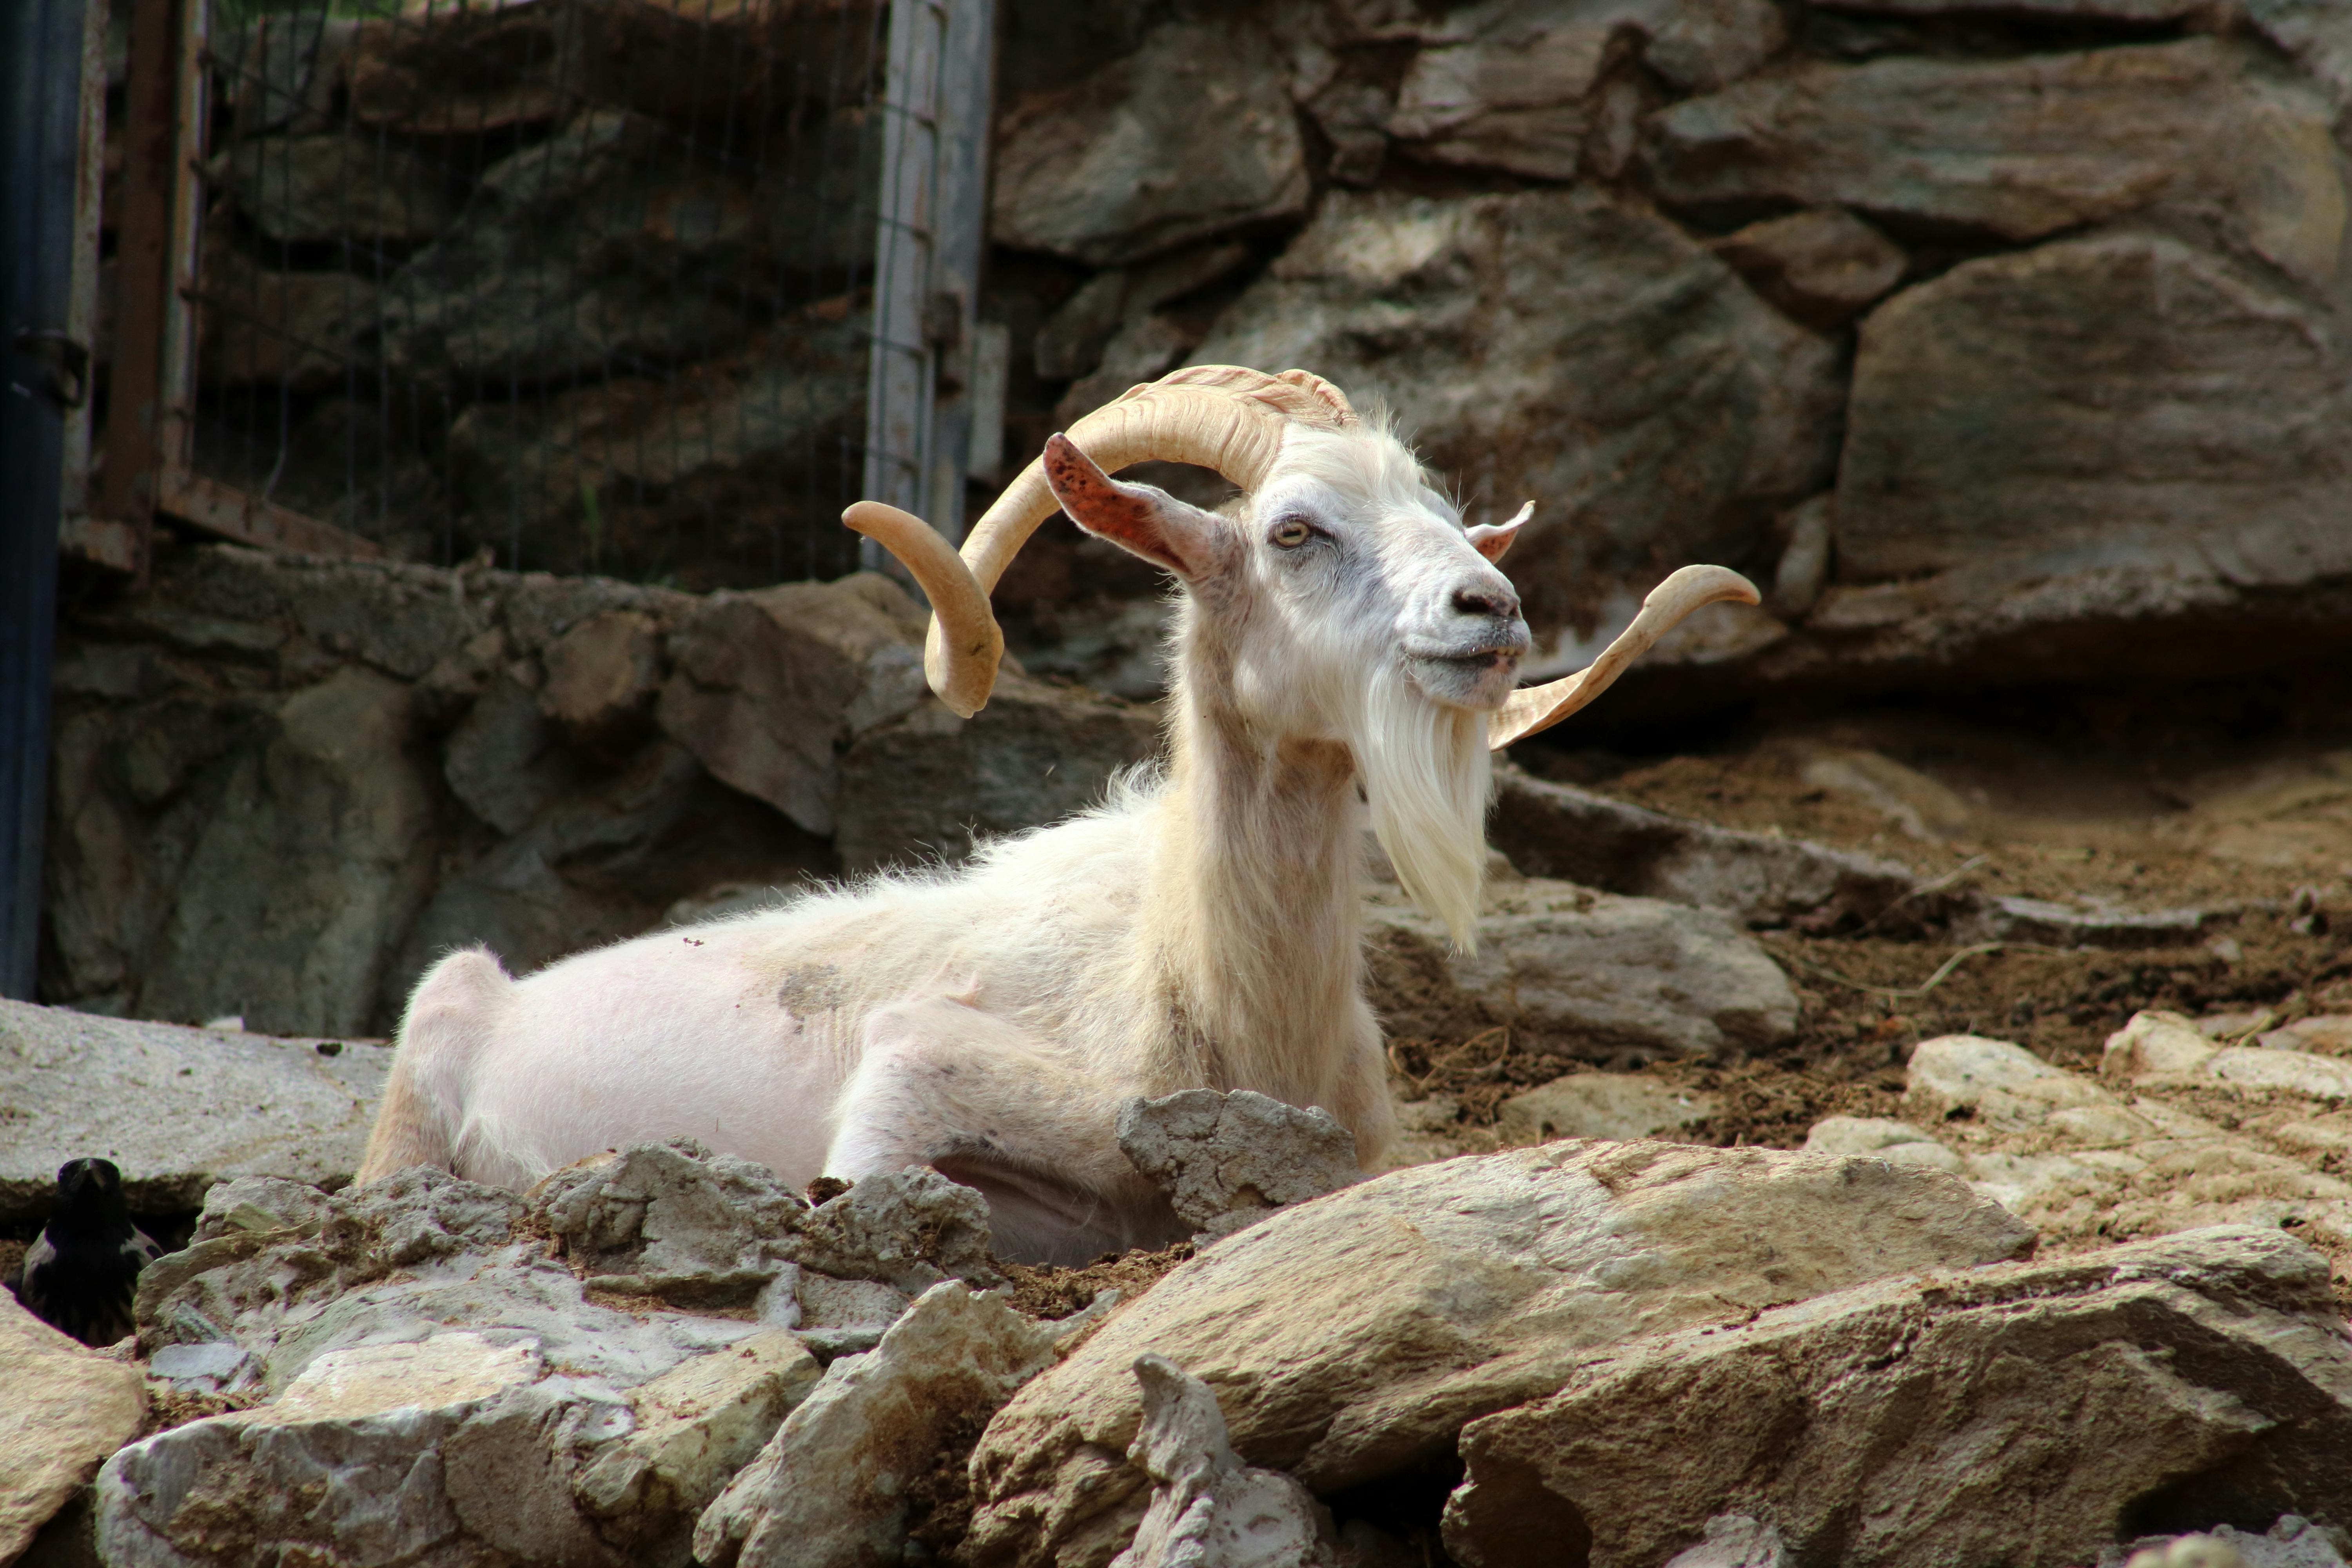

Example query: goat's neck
[1141,666,1366,1107]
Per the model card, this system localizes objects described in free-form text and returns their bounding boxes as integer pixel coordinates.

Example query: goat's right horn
[847,366,1357,717]
[1487,564,1759,750]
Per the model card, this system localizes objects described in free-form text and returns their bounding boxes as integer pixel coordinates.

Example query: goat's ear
[1466,501,1533,564]
[1042,433,1220,579]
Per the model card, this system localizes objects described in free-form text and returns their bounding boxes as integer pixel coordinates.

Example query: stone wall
[41,548,1158,1035]
[982,0,2352,702]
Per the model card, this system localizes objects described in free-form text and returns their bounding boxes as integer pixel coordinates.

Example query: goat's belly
[451,929,851,1190]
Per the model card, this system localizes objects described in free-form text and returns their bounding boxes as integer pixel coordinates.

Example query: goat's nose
[1452,584,1521,621]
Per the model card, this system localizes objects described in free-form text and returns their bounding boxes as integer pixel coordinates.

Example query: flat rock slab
[0,999,390,1222]
[0,1292,147,1561]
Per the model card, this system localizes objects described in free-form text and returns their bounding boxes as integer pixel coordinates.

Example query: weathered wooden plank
[158,471,385,560]
[100,0,178,583]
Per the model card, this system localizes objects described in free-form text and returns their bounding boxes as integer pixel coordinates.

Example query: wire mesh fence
[187,0,897,588]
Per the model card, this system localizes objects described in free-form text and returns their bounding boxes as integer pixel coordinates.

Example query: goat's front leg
[825,998,1181,1265]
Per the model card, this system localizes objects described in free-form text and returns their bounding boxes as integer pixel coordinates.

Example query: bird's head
[54,1157,129,1221]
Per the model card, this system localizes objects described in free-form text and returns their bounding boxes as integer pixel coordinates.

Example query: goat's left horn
[1487,564,1759,750]
[843,501,1002,718]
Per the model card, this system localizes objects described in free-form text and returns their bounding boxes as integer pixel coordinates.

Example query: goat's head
[848,367,1758,939]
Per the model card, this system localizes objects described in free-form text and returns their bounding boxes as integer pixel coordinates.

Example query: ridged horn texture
[1487,564,1760,750]
[847,366,1360,717]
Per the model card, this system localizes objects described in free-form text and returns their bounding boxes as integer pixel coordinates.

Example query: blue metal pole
[0,0,90,998]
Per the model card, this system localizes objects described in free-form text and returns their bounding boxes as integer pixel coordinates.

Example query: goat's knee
[357,947,511,1185]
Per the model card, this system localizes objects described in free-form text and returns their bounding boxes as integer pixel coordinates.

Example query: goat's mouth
[1404,645,1526,709]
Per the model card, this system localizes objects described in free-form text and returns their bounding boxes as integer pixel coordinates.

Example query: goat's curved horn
[848,365,1357,717]
[1487,564,1760,750]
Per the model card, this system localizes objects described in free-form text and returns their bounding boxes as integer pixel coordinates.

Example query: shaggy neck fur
[1138,615,1367,1110]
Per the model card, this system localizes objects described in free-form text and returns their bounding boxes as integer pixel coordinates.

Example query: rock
[349,4,561,132]
[1903,1033,2118,1132]
[2114,1516,2351,1568]
[655,572,928,837]
[444,672,581,835]
[1770,495,1833,618]
[531,1138,809,1304]
[1650,40,2346,285]
[573,1331,824,1556]
[212,133,454,244]
[136,665,437,1037]
[0,998,389,1223]
[1488,764,1926,931]
[1802,1114,1963,1174]
[1111,1354,1338,1568]
[1189,188,1838,634]
[1033,243,1251,381]
[445,325,866,575]
[787,1167,1006,1296]
[541,608,661,731]
[197,252,379,392]
[217,13,355,134]
[1706,208,1906,328]
[382,111,763,385]
[992,20,1309,265]
[134,1160,774,1398]
[1956,893,2214,950]
[1440,1227,2352,1568]
[1661,1516,1795,1568]
[2205,1047,2352,1103]
[1496,1073,1720,1144]
[1116,1090,1362,1242]
[1056,313,1198,424]
[1364,878,1799,1063]
[2105,1010,2222,1079]
[94,1332,564,1568]
[1388,18,1632,180]
[833,671,1163,871]
[0,1293,147,1562]
[695,1283,1065,1568]
[966,1141,2033,1566]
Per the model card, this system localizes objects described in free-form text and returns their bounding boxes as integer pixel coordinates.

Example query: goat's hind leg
[826,998,1178,1265]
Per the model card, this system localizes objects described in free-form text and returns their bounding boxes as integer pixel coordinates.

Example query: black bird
[7,1158,164,1346]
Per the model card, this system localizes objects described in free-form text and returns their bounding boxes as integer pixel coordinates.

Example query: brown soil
[998,1240,1196,1320]
[0,1238,24,1290]
[143,1381,258,1435]
[903,1407,991,1563]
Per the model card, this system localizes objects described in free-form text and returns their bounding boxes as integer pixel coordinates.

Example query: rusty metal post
[1,0,94,997]
[102,0,179,585]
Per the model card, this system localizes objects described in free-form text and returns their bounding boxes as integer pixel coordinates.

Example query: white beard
[1353,667,1494,948]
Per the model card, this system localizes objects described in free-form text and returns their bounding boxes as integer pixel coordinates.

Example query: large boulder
[0,999,389,1223]
[1442,1227,2352,1568]
[965,1140,2033,1567]
[1188,188,1839,637]
[991,19,1309,265]
[1364,875,1800,1062]
[1649,40,2346,287]
[211,132,454,244]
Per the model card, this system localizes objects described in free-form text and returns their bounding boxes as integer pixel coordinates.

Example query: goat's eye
[1270,517,1314,549]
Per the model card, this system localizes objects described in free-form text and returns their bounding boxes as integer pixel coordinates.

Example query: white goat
[358,367,1753,1262]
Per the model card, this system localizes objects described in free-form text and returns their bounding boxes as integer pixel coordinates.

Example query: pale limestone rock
[1801,1115,1962,1174]
[1111,1355,1337,1568]
[2105,1010,2220,1079]
[0,999,389,1222]
[530,1138,807,1303]
[0,1293,147,1561]
[1365,877,1798,1062]
[573,1331,823,1552]
[788,1167,1004,1295]
[694,1283,1064,1568]
[1902,1034,2117,1131]
[1442,1227,2352,1568]
[1117,1089,1362,1242]
[966,1142,2031,1567]
[1662,1515,1795,1568]
[1497,1073,1720,1145]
